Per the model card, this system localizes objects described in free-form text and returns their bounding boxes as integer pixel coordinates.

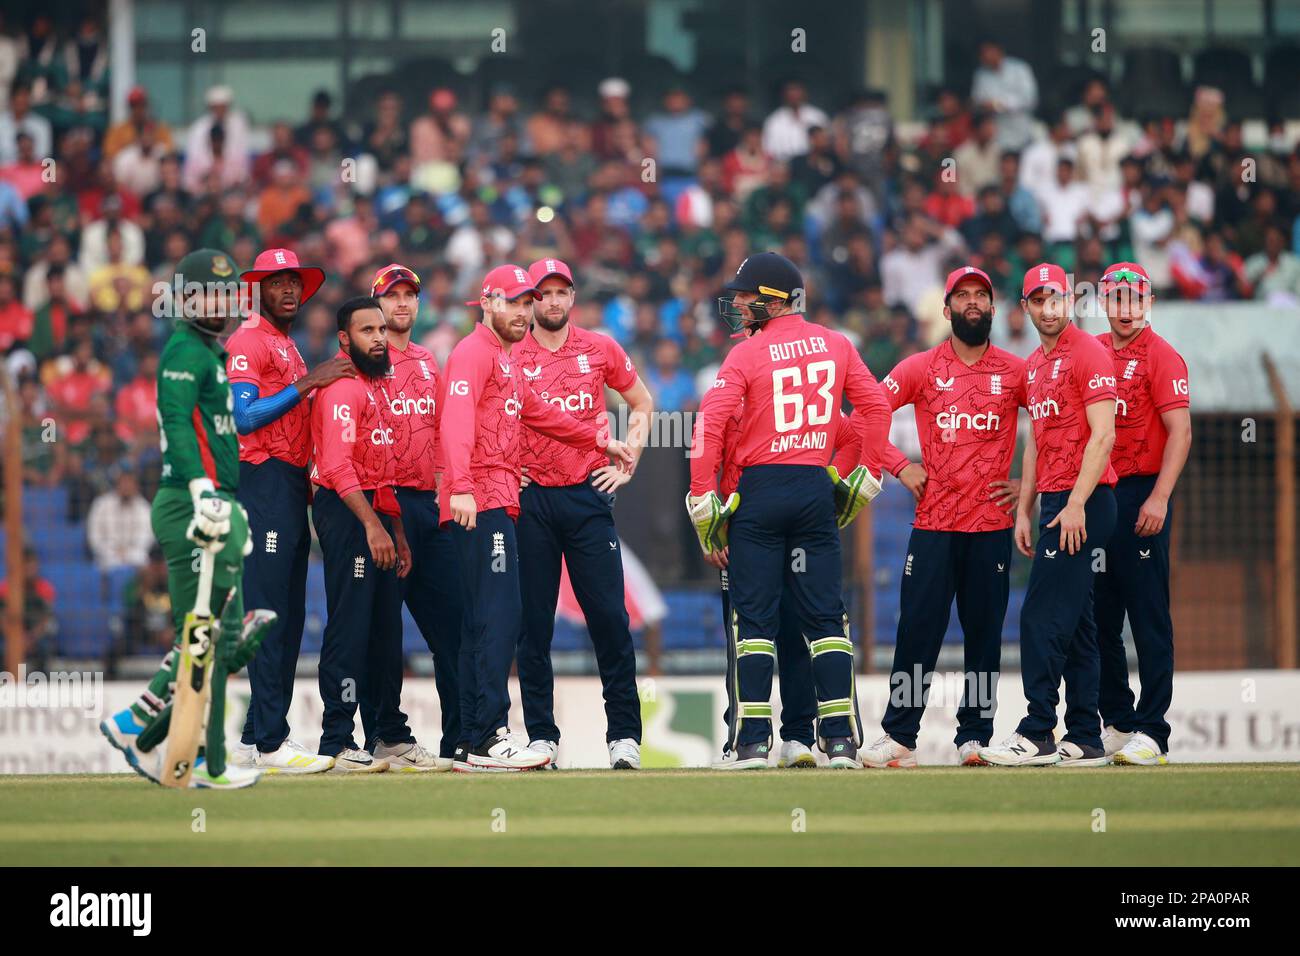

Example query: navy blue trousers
[238,458,310,752]
[720,570,816,748]
[1016,485,1117,749]
[517,481,641,744]
[1095,474,1175,751]
[881,528,1010,749]
[726,464,861,747]
[313,488,405,756]
[361,487,464,758]
[448,508,521,748]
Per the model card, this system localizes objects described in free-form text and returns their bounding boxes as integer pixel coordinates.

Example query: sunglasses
[1100,269,1149,288]
[372,266,420,295]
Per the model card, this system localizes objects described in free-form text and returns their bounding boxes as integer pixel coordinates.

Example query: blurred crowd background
[1,0,1297,674]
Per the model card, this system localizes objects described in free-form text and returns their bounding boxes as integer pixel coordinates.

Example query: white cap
[598,77,630,99]
[206,85,234,106]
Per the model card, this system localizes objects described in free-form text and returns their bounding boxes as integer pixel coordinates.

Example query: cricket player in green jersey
[100,249,275,789]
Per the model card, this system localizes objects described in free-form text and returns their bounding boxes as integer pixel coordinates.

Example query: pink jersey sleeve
[1150,339,1191,412]
[689,352,748,495]
[603,334,638,394]
[521,383,600,448]
[880,353,922,477]
[830,409,864,474]
[314,378,363,498]
[440,340,488,496]
[842,345,892,477]
[1075,337,1119,407]
[226,329,264,387]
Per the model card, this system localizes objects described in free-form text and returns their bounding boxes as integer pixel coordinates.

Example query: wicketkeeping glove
[685,491,740,555]
[187,487,232,552]
[227,608,277,672]
[826,465,883,529]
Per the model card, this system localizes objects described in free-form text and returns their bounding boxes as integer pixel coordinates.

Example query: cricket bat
[161,549,216,789]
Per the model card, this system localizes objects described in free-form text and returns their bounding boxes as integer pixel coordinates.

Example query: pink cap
[1098,261,1152,292]
[944,265,993,300]
[528,257,574,287]
[371,262,420,296]
[1022,262,1069,298]
[240,247,326,305]
[465,264,540,306]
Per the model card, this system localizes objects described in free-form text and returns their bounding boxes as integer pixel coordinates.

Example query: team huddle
[97,239,1188,788]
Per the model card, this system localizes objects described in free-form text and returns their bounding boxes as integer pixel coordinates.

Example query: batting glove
[826,465,883,529]
[186,480,232,552]
[685,491,740,555]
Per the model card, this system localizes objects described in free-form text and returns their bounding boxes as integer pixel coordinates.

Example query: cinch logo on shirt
[389,394,435,416]
[1089,373,1117,389]
[882,375,900,394]
[543,391,594,412]
[1029,398,1060,420]
[936,408,1001,431]
[371,427,394,445]
[504,397,522,416]
[1116,398,1129,417]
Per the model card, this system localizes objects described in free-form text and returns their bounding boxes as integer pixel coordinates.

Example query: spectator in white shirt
[183,85,251,194]
[881,214,966,316]
[1020,112,1075,202]
[78,194,145,275]
[953,112,1001,196]
[0,81,53,165]
[971,40,1038,151]
[1075,103,1129,200]
[762,80,828,162]
[1037,156,1092,252]
[87,471,154,572]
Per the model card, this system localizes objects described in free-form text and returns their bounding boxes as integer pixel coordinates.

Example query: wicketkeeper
[100,249,275,789]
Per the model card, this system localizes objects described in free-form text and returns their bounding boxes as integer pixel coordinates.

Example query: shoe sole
[191,775,261,790]
[611,760,639,770]
[828,757,863,769]
[779,755,818,768]
[863,757,918,769]
[1057,757,1111,767]
[466,756,550,771]
[960,754,990,766]
[981,754,1061,766]
[330,761,390,773]
[258,762,334,774]
[1113,753,1169,766]
[712,758,768,770]
[380,761,440,773]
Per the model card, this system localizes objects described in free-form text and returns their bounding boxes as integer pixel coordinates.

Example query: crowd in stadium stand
[1,19,1299,658]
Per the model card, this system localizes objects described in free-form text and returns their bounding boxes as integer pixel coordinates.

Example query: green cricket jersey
[157,321,240,491]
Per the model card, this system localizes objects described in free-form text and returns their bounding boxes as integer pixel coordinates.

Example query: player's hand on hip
[603,438,634,469]
[1046,500,1087,554]
[900,463,928,502]
[989,478,1020,513]
[450,493,477,530]
[186,491,232,552]
[304,355,356,391]
[1135,493,1167,537]
[1014,510,1035,558]
[591,465,631,494]
[366,519,397,570]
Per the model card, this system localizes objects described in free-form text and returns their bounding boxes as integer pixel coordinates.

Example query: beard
[490,309,528,343]
[349,340,391,378]
[952,306,993,346]
[533,305,569,333]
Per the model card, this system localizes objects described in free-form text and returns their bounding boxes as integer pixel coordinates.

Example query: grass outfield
[4,764,1299,866]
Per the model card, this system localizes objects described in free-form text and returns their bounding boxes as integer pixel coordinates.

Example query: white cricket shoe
[979,733,1060,767]
[1056,740,1110,767]
[331,747,390,773]
[229,740,257,768]
[712,741,770,770]
[608,738,641,769]
[190,758,261,789]
[467,729,550,771]
[1101,725,1134,757]
[777,740,817,768]
[528,739,560,770]
[372,740,440,772]
[1112,732,1169,766]
[255,739,334,774]
[958,740,989,766]
[860,734,917,769]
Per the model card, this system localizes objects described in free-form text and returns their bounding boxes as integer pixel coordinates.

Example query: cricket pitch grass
[5,764,1299,866]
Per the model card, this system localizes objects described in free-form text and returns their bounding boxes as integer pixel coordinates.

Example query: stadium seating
[1264,43,1300,118]
[1119,46,1190,118]
[1193,47,1265,118]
